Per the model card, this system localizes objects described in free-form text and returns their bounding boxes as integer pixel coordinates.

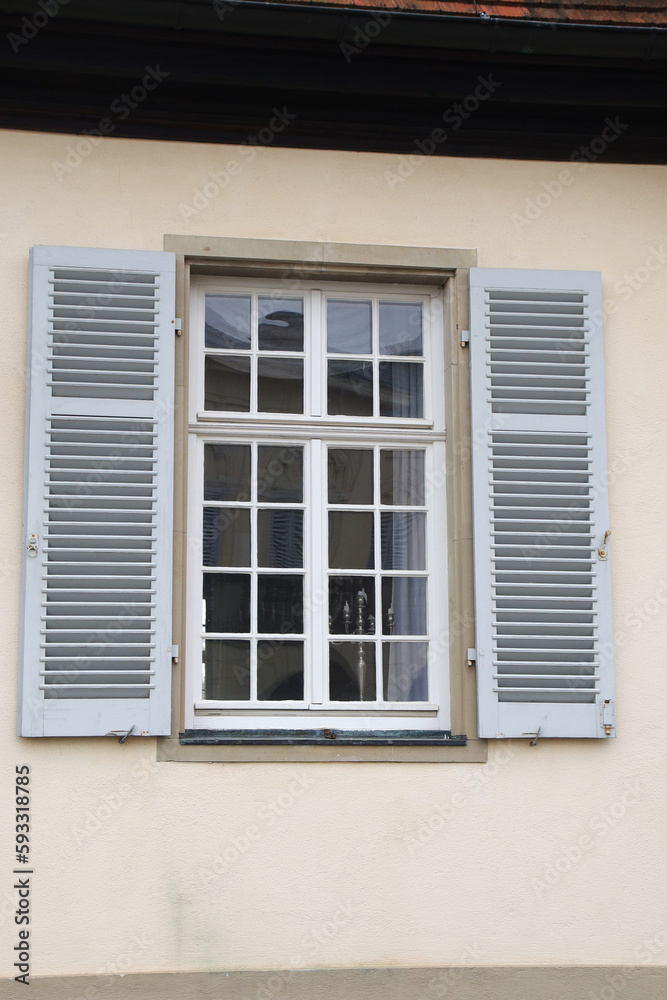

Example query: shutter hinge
[601,699,615,735]
[173,318,183,336]
[460,329,470,348]
[169,644,179,664]
[26,533,39,557]
[466,647,476,667]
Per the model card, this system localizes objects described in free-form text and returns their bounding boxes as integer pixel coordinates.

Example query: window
[18,241,615,747]
[187,279,448,731]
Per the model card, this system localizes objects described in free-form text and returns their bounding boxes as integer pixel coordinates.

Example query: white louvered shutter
[470,268,614,739]
[19,246,176,737]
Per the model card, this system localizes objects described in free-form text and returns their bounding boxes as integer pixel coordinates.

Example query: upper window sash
[189,278,445,433]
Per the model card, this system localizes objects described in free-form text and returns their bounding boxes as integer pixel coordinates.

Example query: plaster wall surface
[0,130,666,976]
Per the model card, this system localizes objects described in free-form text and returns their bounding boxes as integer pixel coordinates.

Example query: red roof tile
[263,0,667,27]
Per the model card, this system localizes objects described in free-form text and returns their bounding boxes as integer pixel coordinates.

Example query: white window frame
[185,275,449,732]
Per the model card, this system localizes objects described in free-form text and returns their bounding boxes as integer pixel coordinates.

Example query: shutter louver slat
[19,246,175,737]
[470,268,615,739]
[42,416,157,702]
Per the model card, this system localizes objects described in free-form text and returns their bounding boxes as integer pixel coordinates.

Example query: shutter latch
[597,529,611,561]
[106,725,135,744]
[26,533,39,557]
[601,700,615,735]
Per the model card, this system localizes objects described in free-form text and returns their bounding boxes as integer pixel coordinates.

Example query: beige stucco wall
[1,129,666,978]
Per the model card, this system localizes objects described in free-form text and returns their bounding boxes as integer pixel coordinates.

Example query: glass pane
[204,444,251,502]
[329,576,375,635]
[258,510,303,568]
[205,355,250,411]
[257,641,304,700]
[381,512,426,570]
[327,300,372,354]
[328,511,374,570]
[328,449,373,505]
[329,642,376,701]
[257,358,304,414]
[205,295,251,350]
[382,577,427,635]
[203,640,250,700]
[258,575,303,634]
[257,446,303,502]
[379,362,423,418]
[258,297,304,352]
[380,450,426,506]
[383,642,428,701]
[203,574,250,633]
[379,302,423,356]
[327,360,373,416]
[203,508,250,567]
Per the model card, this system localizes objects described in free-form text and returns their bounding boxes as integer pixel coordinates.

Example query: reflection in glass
[257,575,303,634]
[383,642,428,701]
[381,512,426,570]
[204,444,251,502]
[257,446,303,502]
[257,641,304,700]
[327,300,372,354]
[329,642,376,701]
[203,508,250,567]
[328,449,373,505]
[205,355,251,411]
[203,640,250,700]
[205,295,251,350]
[379,362,423,418]
[203,574,251,633]
[257,358,304,414]
[329,576,376,635]
[328,511,374,569]
[258,510,303,568]
[327,360,373,416]
[379,302,423,356]
[380,450,426,506]
[382,577,427,635]
[258,297,304,352]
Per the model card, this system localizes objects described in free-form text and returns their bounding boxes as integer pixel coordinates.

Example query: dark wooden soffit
[0,0,666,163]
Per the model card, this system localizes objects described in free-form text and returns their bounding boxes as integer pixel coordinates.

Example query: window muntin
[202,443,306,704]
[189,278,447,731]
[327,446,429,704]
[204,294,305,414]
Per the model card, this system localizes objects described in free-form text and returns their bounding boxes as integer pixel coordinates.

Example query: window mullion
[310,289,323,418]
[309,438,325,705]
